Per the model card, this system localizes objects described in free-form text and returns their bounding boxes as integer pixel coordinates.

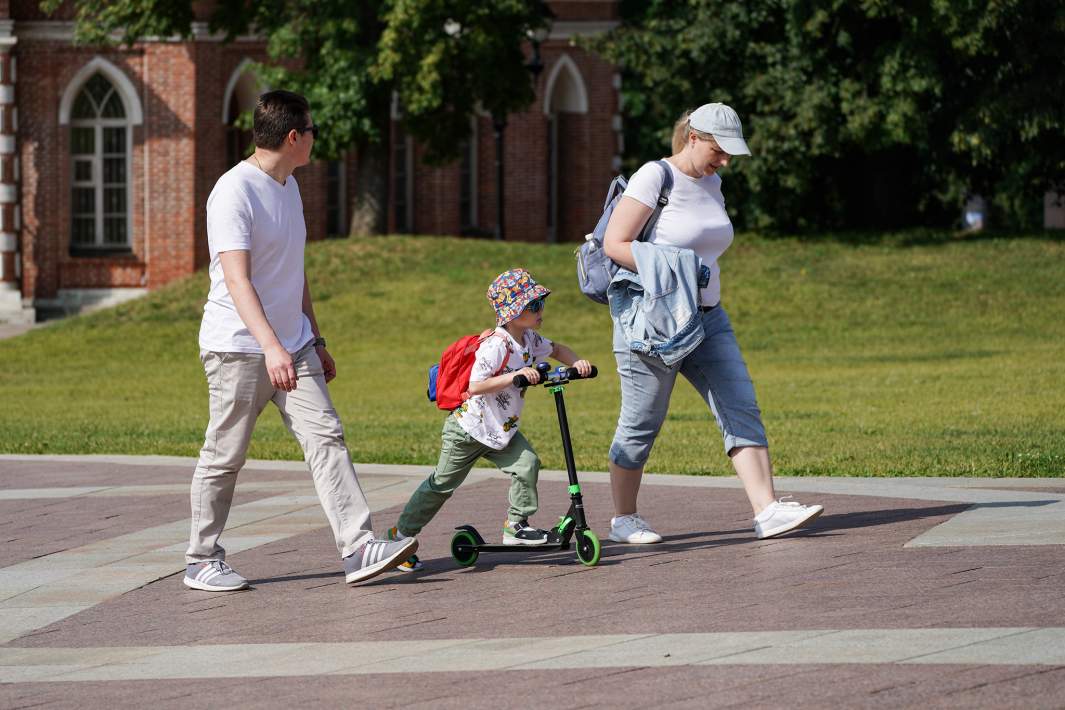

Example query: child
[388,269,592,570]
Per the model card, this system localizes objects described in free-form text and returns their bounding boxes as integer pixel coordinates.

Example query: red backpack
[427,330,511,411]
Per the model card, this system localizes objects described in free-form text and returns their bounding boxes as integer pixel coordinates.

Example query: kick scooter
[450,362,602,568]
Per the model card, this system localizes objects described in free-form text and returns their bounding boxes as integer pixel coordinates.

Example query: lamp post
[493,27,548,241]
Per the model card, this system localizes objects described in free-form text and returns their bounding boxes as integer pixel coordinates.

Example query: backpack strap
[637,159,674,242]
[461,331,514,404]
[603,174,629,212]
[480,330,513,378]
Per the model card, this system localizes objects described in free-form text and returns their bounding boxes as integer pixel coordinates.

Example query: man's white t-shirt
[199,161,313,354]
[453,328,554,450]
[623,160,734,307]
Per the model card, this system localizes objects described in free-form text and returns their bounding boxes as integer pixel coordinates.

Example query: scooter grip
[512,366,598,388]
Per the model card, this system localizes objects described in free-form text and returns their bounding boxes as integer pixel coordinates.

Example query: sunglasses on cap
[524,297,546,313]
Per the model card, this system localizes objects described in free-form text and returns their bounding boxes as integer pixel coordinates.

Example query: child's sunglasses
[524,297,546,313]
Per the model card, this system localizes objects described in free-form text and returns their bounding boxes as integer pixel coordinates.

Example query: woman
[603,102,823,543]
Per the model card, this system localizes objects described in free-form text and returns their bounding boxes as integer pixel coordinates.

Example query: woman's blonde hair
[671,109,714,153]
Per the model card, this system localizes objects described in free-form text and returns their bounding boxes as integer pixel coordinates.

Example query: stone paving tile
[0,460,309,490]
[0,496,187,568]
[2,461,1065,706]
[12,476,1065,650]
[973,485,1065,494]
[5,459,1065,706]
[1,664,1063,709]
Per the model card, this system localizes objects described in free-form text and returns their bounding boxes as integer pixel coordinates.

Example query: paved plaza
[2,454,1065,708]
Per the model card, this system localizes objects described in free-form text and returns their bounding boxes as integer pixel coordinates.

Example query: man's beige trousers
[186,343,372,563]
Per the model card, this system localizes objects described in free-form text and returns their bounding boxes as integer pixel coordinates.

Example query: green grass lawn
[3,232,1064,476]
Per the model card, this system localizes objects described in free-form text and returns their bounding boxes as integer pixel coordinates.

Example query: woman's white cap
[689,103,751,156]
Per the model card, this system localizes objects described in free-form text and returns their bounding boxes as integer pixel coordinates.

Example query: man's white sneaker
[183,560,248,592]
[343,537,419,585]
[754,498,824,539]
[609,514,663,544]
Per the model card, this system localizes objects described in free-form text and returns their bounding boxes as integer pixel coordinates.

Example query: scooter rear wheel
[575,529,601,567]
[450,530,479,567]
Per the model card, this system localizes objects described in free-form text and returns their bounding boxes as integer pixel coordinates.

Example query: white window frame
[59,58,143,254]
[69,80,133,251]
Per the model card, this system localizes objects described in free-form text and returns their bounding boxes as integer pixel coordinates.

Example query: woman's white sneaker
[754,498,824,539]
[609,514,663,544]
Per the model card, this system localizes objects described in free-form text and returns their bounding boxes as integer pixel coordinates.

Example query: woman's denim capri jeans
[609,305,768,469]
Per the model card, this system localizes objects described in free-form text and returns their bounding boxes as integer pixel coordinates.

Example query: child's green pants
[396,414,541,536]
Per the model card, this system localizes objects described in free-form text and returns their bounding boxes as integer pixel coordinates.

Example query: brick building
[0,1,621,323]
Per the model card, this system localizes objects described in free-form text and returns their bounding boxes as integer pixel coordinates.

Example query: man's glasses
[525,297,546,313]
[299,124,320,140]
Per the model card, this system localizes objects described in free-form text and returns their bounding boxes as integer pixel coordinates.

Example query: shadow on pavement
[251,501,1052,587]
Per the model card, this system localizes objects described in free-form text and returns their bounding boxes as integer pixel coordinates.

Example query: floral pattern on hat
[486,268,551,326]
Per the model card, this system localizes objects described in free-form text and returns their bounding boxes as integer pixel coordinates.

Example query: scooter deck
[458,530,569,553]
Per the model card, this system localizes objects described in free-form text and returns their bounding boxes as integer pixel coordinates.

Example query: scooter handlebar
[512,365,598,389]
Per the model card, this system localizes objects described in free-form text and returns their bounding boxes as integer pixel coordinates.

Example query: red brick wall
[142,43,197,288]
[410,146,461,236]
[547,1,619,22]
[13,10,618,299]
[405,42,617,244]
[16,35,339,297]
[17,44,150,298]
[550,46,618,244]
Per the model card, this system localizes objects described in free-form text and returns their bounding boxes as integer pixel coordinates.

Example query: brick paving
[2,457,1064,708]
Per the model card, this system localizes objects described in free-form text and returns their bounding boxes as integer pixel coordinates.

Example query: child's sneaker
[502,519,548,546]
[387,526,423,572]
[343,536,419,585]
[183,560,249,591]
[609,513,663,544]
[754,498,824,539]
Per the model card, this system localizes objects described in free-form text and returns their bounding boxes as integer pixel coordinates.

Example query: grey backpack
[575,159,674,304]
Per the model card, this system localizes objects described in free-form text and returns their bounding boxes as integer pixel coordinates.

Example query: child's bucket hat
[487,268,551,326]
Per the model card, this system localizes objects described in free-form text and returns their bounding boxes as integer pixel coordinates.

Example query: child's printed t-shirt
[453,327,554,450]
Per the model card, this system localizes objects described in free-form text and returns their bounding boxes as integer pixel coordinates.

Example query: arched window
[69,73,131,251]
[223,62,261,167]
[543,55,589,243]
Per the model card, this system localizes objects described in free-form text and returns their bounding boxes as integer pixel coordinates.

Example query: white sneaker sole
[608,531,663,544]
[345,538,419,585]
[502,536,547,546]
[183,576,249,592]
[756,506,824,539]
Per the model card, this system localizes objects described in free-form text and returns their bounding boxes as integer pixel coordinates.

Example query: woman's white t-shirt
[622,160,734,307]
[453,327,554,450]
[199,161,313,354]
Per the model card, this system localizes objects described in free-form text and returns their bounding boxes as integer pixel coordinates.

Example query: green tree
[43,0,550,234]
[596,0,1065,231]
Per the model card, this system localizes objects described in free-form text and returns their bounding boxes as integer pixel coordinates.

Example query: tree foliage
[595,0,1065,230]
[373,0,548,160]
[41,0,550,163]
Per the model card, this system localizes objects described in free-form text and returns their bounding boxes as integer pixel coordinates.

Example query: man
[185,90,417,591]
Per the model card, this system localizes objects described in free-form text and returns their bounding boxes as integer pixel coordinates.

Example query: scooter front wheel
[575,529,601,567]
[450,530,479,567]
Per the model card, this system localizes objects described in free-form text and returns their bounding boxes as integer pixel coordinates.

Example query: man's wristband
[312,336,327,349]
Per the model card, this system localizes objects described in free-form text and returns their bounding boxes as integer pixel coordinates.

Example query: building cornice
[15,19,617,44]
[0,19,17,47]
[14,21,262,43]
[549,20,619,40]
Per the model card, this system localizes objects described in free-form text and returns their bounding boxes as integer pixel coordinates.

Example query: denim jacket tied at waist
[607,241,708,367]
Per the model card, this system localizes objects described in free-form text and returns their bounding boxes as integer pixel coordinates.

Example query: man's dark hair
[253,90,310,150]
